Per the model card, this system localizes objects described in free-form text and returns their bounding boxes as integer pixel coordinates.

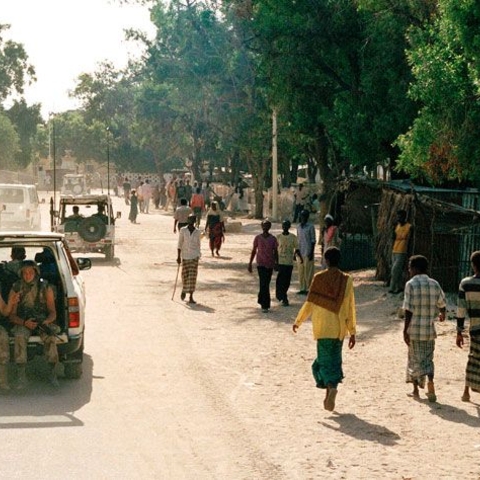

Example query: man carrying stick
[177,214,202,304]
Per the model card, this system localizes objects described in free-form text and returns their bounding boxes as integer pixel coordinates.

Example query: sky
[2,0,156,118]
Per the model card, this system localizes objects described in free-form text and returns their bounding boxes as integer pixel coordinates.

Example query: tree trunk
[314,125,337,242]
[246,150,267,219]
[252,174,265,219]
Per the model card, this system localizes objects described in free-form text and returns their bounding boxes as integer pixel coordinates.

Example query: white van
[0,184,42,231]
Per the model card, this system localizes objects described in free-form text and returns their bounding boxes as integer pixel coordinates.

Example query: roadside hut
[375,183,480,292]
[332,178,480,292]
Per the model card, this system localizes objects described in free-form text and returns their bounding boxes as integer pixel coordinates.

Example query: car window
[0,245,47,263]
[0,188,24,203]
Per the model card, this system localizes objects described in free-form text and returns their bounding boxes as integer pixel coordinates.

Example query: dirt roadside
[93,195,480,479]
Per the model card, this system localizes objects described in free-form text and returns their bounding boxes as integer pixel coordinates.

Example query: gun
[35,321,64,343]
[21,307,64,343]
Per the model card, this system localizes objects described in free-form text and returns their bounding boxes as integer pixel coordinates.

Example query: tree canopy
[3,0,480,217]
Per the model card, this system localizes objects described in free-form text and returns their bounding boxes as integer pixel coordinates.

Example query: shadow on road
[319,412,401,446]
[0,354,93,429]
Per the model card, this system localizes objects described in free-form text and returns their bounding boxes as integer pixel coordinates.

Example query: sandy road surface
[0,193,479,479]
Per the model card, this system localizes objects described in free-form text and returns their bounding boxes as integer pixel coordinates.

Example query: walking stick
[172,261,181,300]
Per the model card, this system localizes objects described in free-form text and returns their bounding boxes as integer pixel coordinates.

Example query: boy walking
[403,255,446,401]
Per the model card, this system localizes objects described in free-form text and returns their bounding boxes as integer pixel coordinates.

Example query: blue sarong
[312,338,344,389]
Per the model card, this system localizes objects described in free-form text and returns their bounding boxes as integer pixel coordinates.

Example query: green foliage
[397,0,480,185]
[0,24,36,169]
[247,0,421,191]
[0,112,19,169]
[6,100,42,168]
[0,24,35,102]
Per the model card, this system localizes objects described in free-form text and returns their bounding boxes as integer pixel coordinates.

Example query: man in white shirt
[177,215,202,304]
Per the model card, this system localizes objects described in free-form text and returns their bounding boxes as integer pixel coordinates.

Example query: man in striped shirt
[456,250,480,402]
[403,255,446,402]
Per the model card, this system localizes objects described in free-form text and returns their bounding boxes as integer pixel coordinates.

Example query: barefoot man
[177,214,202,304]
[403,255,446,402]
[292,247,356,411]
[456,250,480,402]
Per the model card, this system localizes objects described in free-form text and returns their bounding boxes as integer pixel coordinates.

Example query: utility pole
[106,127,110,196]
[50,112,57,208]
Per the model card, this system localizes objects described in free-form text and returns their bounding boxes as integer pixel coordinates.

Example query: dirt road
[0,194,478,479]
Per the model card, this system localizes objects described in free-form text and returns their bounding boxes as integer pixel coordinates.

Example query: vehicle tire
[105,245,114,261]
[64,362,83,379]
[78,217,107,242]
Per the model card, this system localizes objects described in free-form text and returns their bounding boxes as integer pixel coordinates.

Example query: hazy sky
[2,0,155,118]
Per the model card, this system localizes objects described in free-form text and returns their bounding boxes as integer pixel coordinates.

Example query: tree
[6,100,42,168]
[0,112,19,168]
[396,0,480,186]
[73,62,156,172]
[0,24,35,169]
[0,24,35,102]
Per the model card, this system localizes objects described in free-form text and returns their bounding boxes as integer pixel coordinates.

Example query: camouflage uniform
[0,317,11,389]
[11,278,59,365]
[0,323,9,366]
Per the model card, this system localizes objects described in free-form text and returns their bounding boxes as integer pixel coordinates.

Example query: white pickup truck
[0,232,91,379]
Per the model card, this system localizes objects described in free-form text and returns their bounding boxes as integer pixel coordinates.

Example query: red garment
[190,193,205,209]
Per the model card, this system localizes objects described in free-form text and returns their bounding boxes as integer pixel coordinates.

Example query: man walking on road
[276,220,302,307]
[177,214,202,304]
[248,220,278,313]
[296,210,316,294]
[390,209,413,294]
[403,255,446,402]
[293,247,356,411]
[174,198,193,233]
[456,250,480,402]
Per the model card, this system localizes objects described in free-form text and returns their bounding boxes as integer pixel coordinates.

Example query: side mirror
[76,257,92,271]
[116,211,121,219]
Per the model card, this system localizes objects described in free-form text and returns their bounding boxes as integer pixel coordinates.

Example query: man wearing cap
[9,260,60,388]
[177,214,202,304]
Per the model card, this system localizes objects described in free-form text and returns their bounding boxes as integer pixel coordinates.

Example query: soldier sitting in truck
[67,206,83,220]
[92,205,110,224]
